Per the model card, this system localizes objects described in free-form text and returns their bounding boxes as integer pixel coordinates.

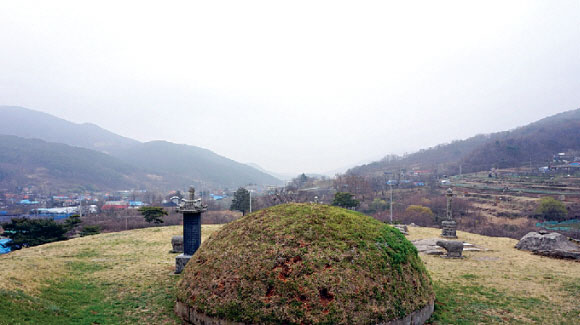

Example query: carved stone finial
[188,187,195,200]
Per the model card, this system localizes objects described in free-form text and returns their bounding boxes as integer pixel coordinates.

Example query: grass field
[407,227,580,324]
[1,224,579,324]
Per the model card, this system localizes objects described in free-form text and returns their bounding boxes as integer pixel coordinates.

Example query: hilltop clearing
[0,223,579,324]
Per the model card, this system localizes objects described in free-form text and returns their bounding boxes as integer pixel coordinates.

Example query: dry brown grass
[2,223,579,323]
[407,226,580,323]
[0,225,222,295]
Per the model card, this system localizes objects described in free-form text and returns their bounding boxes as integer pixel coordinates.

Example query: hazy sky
[1,1,579,175]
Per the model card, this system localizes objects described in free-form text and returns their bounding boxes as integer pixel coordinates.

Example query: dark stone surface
[436,240,464,258]
[183,212,201,256]
[176,187,207,274]
[533,249,580,260]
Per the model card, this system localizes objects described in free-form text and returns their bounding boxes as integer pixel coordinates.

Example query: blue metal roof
[0,238,12,254]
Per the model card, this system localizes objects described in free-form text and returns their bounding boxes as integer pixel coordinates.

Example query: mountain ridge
[348,107,580,177]
[0,106,281,189]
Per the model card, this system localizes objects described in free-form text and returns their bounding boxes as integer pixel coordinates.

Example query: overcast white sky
[1,1,579,175]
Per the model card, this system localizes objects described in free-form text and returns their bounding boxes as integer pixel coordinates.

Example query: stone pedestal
[175,253,192,274]
[441,220,457,239]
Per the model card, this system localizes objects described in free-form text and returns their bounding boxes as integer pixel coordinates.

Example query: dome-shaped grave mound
[176,203,434,324]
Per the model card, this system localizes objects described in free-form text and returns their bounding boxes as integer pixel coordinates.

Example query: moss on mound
[177,203,434,324]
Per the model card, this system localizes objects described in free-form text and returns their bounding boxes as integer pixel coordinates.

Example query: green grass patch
[0,269,180,325]
[0,279,123,325]
[429,281,566,324]
[74,248,100,259]
[459,273,478,280]
[561,280,580,297]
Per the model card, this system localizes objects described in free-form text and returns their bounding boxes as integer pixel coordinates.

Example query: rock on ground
[515,231,580,260]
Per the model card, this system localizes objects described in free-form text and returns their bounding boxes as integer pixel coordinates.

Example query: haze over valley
[1,2,580,324]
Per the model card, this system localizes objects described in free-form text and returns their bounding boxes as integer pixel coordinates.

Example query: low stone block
[441,220,457,239]
[175,253,192,274]
[393,224,409,235]
[436,240,464,258]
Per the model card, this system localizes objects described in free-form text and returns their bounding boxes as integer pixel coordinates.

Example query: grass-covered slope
[1,223,579,324]
[177,204,434,324]
[0,225,222,324]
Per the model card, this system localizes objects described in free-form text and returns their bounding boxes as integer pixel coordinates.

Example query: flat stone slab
[412,238,485,254]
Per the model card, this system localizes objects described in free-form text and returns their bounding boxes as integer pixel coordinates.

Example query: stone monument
[441,188,458,238]
[175,187,207,274]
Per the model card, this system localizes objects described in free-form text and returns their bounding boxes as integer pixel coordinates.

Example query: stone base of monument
[175,254,192,274]
[440,220,457,239]
[175,300,435,325]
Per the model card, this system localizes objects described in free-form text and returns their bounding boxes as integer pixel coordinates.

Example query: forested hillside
[0,106,138,155]
[349,108,580,176]
[0,106,281,189]
[0,135,147,190]
[113,141,282,189]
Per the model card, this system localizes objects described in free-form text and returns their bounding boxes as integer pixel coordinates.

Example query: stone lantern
[175,187,207,274]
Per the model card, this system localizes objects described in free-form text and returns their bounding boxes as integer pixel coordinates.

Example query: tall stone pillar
[441,188,457,239]
[175,187,207,274]
[183,211,201,256]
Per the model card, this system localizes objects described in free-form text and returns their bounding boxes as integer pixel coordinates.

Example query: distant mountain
[246,163,295,181]
[0,106,139,155]
[0,135,147,191]
[114,141,282,189]
[0,106,281,189]
[349,108,580,177]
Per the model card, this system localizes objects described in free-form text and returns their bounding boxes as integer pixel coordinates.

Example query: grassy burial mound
[176,203,434,324]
